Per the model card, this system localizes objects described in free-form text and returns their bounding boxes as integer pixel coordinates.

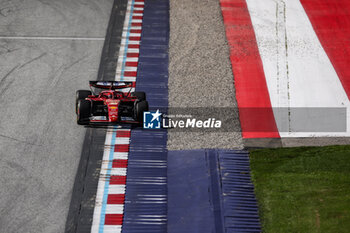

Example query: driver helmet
[103,92,113,99]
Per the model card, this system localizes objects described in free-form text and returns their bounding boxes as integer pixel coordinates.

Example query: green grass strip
[250,145,350,233]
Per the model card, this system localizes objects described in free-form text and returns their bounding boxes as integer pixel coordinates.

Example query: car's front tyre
[134,100,149,123]
[77,99,91,125]
[76,90,92,113]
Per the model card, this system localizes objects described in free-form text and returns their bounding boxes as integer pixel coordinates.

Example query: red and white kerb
[91,128,131,233]
[220,0,350,138]
[91,0,144,232]
[115,0,145,93]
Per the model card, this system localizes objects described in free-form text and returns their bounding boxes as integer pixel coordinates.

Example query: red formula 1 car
[75,81,149,125]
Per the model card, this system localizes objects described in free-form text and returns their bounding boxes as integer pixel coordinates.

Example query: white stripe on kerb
[110,168,127,176]
[123,32,141,37]
[99,165,127,176]
[122,40,140,45]
[131,19,143,23]
[126,57,139,61]
[105,204,124,214]
[103,225,122,233]
[114,152,128,160]
[119,77,136,82]
[127,48,140,53]
[121,66,138,72]
[108,185,126,194]
[115,137,130,144]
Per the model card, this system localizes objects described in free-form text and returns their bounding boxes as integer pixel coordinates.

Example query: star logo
[150,109,162,122]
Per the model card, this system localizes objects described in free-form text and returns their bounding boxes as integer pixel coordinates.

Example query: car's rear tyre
[76,90,92,113]
[131,92,146,101]
[134,100,149,123]
[77,99,91,125]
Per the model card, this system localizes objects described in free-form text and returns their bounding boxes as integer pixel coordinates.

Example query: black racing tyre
[77,99,91,125]
[131,92,146,101]
[134,100,149,123]
[76,90,92,113]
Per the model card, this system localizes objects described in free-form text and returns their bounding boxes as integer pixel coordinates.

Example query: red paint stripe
[133,10,144,14]
[127,53,139,58]
[110,175,127,185]
[219,0,279,138]
[132,16,143,20]
[114,144,129,152]
[112,159,128,168]
[125,61,138,67]
[134,4,144,8]
[131,22,142,27]
[124,71,137,77]
[129,36,141,41]
[105,214,123,225]
[135,0,144,2]
[301,0,350,100]
[130,29,142,34]
[116,130,131,137]
[128,44,140,49]
[107,194,125,204]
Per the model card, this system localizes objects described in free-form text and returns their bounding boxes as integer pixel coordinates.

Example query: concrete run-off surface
[168,0,243,150]
[0,0,113,232]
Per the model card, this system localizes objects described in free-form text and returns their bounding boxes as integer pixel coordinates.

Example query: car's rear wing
[89,81,134,89]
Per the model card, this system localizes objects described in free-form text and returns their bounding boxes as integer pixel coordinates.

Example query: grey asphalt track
[0,0,113,232]
[167,0,244,150]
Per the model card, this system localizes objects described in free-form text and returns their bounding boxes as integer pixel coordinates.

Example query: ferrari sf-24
[75,81,149,125]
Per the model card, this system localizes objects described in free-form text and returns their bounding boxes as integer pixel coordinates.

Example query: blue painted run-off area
[135,0,169,109]
[122,0,169,232]
[168,150,261,233]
